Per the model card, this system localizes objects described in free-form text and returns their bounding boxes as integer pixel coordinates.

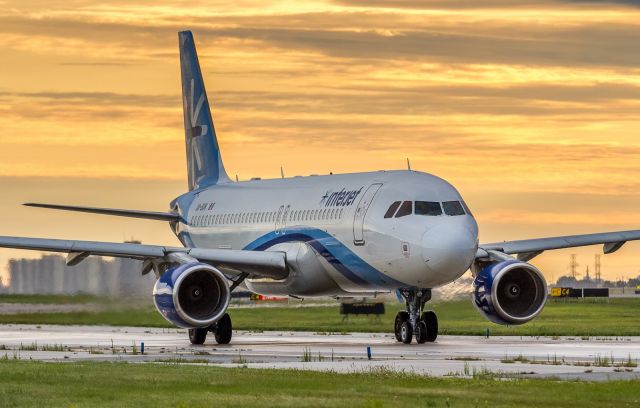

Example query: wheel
[415,321,428,344]
[421,310,438,342]
[394,311,409,342]
[188,328,207,345]
[214,313,232,344]
[400,321,413,344]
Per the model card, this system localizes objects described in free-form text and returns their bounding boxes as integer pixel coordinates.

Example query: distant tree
[555,275,578,287]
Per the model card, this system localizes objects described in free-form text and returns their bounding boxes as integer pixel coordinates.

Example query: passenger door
[353,183,383,245]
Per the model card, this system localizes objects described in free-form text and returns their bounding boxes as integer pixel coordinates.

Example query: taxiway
[0,324,638,381]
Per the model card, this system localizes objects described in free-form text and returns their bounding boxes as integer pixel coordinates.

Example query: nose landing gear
[394,289,438,344]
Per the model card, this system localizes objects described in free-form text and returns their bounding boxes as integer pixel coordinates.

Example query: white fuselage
[173,170,479,297]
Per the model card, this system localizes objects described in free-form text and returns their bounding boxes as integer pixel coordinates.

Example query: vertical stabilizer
[179,31,231,190]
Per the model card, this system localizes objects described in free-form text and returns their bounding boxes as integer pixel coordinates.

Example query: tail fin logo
[186,77,207,172]
[188,78,208,139]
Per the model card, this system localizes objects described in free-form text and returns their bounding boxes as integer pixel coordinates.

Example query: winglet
[179,30,231,190]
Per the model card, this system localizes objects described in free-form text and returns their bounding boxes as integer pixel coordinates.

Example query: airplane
[2,30,639,345]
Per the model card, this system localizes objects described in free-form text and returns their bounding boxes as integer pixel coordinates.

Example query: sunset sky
[1,0,639,284]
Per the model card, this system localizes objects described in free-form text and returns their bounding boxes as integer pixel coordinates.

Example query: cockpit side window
[461,200,473,216]
[415,201,443,216]
[443,201,466,216]
[384,201,401,218]
[395,201,413,218]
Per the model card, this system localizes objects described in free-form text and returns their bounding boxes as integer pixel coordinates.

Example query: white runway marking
[1,324,638,381]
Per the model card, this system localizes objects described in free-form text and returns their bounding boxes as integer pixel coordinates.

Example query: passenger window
[415,201,442,216]
[395,201,412,218]
[443,201,466,216]
[384,201,401,218]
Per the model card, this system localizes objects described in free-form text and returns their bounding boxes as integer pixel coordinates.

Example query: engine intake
[153,262,230,328]
[472,260,547,325]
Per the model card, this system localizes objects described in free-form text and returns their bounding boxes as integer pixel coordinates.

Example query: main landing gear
[394,289,438,344]
[188,313,233,345]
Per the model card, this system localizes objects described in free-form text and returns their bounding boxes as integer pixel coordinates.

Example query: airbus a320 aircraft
[2,31,639,345]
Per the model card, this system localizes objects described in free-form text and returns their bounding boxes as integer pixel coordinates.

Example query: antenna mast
[569,254,579,279]
[595,254,602,285]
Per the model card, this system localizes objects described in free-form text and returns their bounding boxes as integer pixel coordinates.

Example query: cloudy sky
[1,0,639,283]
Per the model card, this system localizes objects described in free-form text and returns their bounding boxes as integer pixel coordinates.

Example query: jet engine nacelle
[153,262,230,328]
[472,260,547,325]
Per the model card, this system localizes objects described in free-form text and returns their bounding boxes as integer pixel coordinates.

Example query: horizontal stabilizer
[24,203,180,222]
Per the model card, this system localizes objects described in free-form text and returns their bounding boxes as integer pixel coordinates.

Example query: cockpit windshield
[442,201,465,216]
[415,201,442,216]
[384,200,466,218]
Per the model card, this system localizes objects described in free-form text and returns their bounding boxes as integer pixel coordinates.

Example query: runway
[1,324,638,381]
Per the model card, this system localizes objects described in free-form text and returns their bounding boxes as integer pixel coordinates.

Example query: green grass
[0,360,638,407]
[0,294,102,304]
[1,297,640,337]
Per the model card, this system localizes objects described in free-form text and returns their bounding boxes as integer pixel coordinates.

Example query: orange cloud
[0,0,638,280]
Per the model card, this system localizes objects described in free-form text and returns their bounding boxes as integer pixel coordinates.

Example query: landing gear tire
[415,321,428,344]
[400,321,413,344]
[421,310,438,343]
[394,311,409,342]
[395,289,436,345]
[188,328,208,345]
[214,313,232,345]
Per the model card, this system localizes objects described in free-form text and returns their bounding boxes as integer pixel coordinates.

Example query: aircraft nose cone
[421,223,477,276]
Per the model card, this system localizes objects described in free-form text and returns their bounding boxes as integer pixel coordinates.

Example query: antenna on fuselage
[235,174,239,182]
[280,166,285,178]
[406,158,412,171]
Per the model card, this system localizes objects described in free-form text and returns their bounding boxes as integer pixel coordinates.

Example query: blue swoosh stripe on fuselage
[243,227,406,289]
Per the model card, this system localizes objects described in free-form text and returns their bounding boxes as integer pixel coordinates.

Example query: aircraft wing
[479,229,640,261]
[0,236,287,279]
